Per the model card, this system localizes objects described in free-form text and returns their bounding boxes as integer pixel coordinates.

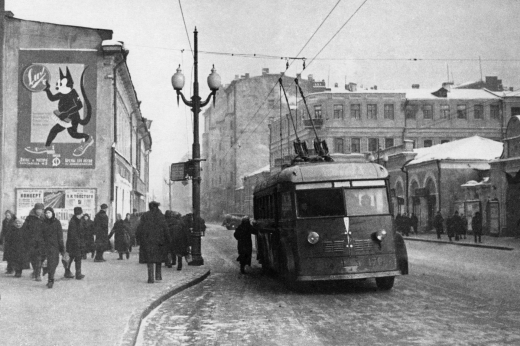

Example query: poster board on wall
[464,200,481,232]
[17,50,97,168]
[16,188,96,229]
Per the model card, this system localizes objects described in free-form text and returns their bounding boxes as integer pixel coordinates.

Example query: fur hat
[74,207,83,215]
[100,203,108,210]
[34,203,44,210]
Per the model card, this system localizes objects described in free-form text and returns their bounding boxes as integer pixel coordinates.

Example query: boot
[14,270,22,278]
[147,263,154,283]
[126,252,130,260]
[75,259,85,280]
[47,279,54,288]
[64,269,74,278]
[6,263,13,274]
[155,263,162,281]
[176,256,182,271]
[91,251,95,259]
[240,264,246,274]
[118,253,123,260]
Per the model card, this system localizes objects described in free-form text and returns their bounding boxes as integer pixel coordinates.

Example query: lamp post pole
[171,28,220,266]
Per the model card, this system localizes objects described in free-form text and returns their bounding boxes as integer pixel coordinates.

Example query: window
[423,105,433,119]
[296,189,344,218]
[351,138,361,153]
[440,105,450,119]
[385,138,394,149]
[384,104,394,119]
[405,105,416,119]
[424,139,433,147]
[368,138,379,152]
[334,138,344,153]
[367,104,377,119]
[345,188,389,216]
[457,104,467,119]
[333,104,344,119]
[474,105,483,119]
[314,105,322,119]
[351,104,361,119]
[490,105,500,119]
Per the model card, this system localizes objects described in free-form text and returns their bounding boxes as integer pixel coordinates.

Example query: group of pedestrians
[395,212,419,236]
[135,201,194,284]
[433,210,483,243]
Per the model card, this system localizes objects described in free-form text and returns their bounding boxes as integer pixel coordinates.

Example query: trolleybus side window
[296,189,344,218]
[345,188,389,216]
[280,192,292,219]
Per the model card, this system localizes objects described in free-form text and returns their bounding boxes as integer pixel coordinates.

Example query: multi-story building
[0,12,151,228]
[201,69,316,220]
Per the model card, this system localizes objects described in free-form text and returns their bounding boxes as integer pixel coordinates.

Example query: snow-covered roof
[403,88,499,100]
[102,40,124,47]
[407,136,503,166]
[461,177,491,187]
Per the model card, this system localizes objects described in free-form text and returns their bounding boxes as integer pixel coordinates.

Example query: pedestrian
[410,213,419,235]
[129,208,140,248]
[167,211,190,271]
[395,212,402,234]
[460,213,468,239]
[472,211,483,243]
[108,213,130,260]
[135,201,169,283]
[93,203,109,262]
[42,207,65,288]
[433,211,444,239]
[65,207,86,280]
[23,203,46,281]
[401,212,411,236]
[453,211,463,241]
[0,210,16,274]
[233,216,257,274]
[6,219,29,277]
[446,213,455,242]
[82,214,95,259]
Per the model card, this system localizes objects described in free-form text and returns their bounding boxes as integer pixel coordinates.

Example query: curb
[403,237,514,251]
[117,269,211,346]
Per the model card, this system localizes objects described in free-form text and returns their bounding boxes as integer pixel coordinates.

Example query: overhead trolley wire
[178,0,193,57]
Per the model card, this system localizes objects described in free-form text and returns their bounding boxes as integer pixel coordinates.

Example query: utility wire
[178,0,193,57]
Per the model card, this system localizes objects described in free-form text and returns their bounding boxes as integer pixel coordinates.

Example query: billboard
[17,50,97,168]
[16,188,96,229]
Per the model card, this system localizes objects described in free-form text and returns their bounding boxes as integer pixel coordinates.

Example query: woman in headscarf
[1,210,16,274]
[42,207,65,288]
[82,213,95,259]
[108,213,130,260]
[6,218,29,277]
[233,216,257,274]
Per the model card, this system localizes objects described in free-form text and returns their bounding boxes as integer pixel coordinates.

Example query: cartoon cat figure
[25,66,93,157]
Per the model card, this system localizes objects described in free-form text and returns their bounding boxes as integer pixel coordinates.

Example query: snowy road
[136,225,520,346]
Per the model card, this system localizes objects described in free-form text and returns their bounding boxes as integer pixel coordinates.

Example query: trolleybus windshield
[345,187,389,216]
[296,189,344,218]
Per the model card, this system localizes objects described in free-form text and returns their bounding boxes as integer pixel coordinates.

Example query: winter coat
[167,217,190,256]
[433,214,444,232]
[23,210,46,257]
[136,209,169,263]
[472,214,483,235]
[108,219,130,253]
[83,219,95,253]
[1,216,16,261]
[43,209,65,272]
[66,217,86,257]
[233,220,257,266]
[5,223,30,270]
[410,215,419,229]
[93,210,110,251]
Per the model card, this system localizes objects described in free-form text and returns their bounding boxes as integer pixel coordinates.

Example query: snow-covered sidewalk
[0,249,209,346]
[403,231,520,251]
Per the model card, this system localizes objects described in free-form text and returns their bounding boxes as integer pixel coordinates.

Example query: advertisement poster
[17,50,97,168]
[16,188,96,229]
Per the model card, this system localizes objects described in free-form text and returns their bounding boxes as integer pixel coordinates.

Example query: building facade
[1,13,151,228]
[201,69,315,220]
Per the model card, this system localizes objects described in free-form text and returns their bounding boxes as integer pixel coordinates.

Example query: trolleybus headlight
[371,229,387,249]
[307,232,320,244]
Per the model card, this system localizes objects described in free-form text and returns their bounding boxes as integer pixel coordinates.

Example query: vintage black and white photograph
[1,1,520,345]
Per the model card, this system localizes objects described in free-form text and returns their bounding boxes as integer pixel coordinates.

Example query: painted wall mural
[18,50,97,168]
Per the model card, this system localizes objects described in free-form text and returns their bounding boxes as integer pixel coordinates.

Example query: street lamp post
[171,28,221,266]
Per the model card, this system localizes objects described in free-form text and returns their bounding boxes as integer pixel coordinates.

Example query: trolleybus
[253,154,408,290]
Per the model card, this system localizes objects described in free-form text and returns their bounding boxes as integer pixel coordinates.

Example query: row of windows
[332,137,450,153]
[313,103,500,121]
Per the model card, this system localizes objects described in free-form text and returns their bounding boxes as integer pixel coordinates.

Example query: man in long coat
[42,207,65,288]
[233,216,257,274]
[7,218,30,277]
[136,201,169,283]
[23,203,46,281]
[93,203,109,262]
[433,211,444,240]
[66,207,86,279]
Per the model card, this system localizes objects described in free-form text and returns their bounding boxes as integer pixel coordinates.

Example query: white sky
[6,0,520,203]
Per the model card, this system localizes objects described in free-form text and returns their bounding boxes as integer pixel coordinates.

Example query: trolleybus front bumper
[297,270,403,282]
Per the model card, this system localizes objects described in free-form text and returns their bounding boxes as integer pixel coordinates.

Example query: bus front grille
[323,240,345,252]
[353,239,375,255]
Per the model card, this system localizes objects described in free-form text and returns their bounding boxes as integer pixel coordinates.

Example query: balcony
[303,118,323,128]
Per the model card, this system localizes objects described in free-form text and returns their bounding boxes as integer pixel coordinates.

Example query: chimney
[349,82,357,92]
[373,85,377,90]
[262,68,269,75]
[334,83,338,88]
[442,82,453,91]
[308,74,314,82]
[412,84,420,89]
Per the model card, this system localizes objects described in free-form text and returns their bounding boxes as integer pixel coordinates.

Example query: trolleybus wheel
[375,276,395,290]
